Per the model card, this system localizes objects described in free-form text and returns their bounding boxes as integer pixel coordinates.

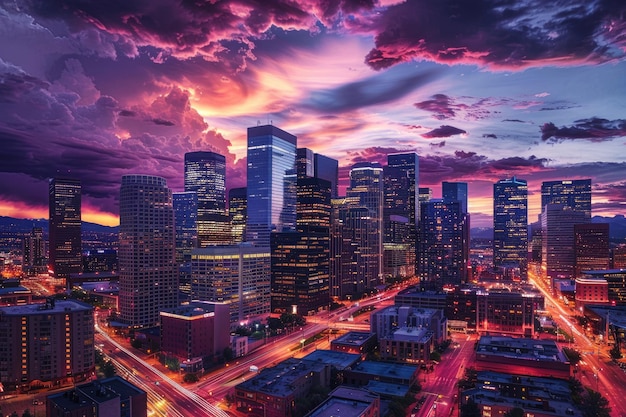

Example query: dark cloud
[541,118,626,142]
[430,141,446,148]
[151,118,175,126]
[415,94,510,121]
[483,133,497,139]
[414,94,456,120]
[503,119,527,123]
[364,0,626,70]
[422,125,466,138]
[119,110,136,117]
[308,67,439,112]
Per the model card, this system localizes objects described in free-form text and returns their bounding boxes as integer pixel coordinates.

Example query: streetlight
[300,339,306,352]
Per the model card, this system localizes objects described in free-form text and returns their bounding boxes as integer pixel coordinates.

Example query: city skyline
[0,1,625,228]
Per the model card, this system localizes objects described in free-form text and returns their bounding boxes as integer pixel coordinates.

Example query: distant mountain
[593,215,626,242]
[0,216,118,235]
[471,227,493,240]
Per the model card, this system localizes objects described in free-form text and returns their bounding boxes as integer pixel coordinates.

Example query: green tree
[430,351,441,362]
[223,346,235,362]
[102,360,116,377]
[562,347,582,365]
[610,344,622,360]
[504,407,524,417]
[581,389,611,417]
[131,339,142,349]
[21,410,33,417]
[183,373,199,383]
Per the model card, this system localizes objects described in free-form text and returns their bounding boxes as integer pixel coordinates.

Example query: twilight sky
[1,0,625,228]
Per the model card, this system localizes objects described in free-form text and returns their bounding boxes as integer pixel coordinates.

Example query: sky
[0,0,625,228]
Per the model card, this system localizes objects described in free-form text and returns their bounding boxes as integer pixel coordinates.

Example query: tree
[21,410,33,417]
[504,407,524,417]
[223,346,235,362]
[430,351,441,362]
[562,347,582,365]
[610,344,622,360]
[183,373,199,383]
[581,389,611,417]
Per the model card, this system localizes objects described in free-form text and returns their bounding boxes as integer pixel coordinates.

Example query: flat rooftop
[332,331,374,346]
[388,327,433,343]
[477,335,567,363]
[302,349,360,370]
[350,361,418,381]
[0,299,92,315]
[308,387,378,417]
[237,358,327,397]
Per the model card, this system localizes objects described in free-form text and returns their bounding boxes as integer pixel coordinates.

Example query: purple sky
[1,0,625,227]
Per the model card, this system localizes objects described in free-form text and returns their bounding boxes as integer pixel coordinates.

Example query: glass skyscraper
[119,175,178,327]
[48,177,82,283]
[184,151,229,246]
[541,179,591,218]
[493,177,528,279]
[229,187,247,243]
[173,191,198,263]
[246,125,297,246]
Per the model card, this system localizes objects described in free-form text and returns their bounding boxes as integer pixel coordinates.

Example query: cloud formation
[422,125,467,138]
[365,0,626,70]
[541,118,626,142]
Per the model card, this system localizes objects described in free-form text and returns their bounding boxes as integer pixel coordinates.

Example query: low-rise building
[378,327,434,364]
[235,358,331,417]
[46,376,147,417]
[345,361,419,389]
[460,371,581,417]
[330,331,377,357]
[371,305,446,342]
[305,386,379,417]
[474,336,571,379]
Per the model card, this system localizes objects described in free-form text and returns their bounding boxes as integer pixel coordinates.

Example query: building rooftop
[160,301,224,318]
[350,361,418,381]
[48,376,144,412]
[476,336,567,363]
[0,299,92,316]
[237,358,327,398]
[307,387,378,417]
[388,327,433,343]
[302,349,361,370]
[365,380,410,398]
[331,331,374,347]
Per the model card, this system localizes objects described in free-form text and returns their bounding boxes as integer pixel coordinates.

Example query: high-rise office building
[229,187,247,244]
[271,177,331,315]
[314,153,339,199]
[246,125,297,246]
[173,191,198,264]
[48,178,82,282]
[443,182,468,214]
[184,151,230,246]
[418,197,469,289]
[118,175,178,327]
[574,223,610,277]
[383,153,419,279]
[493,178,528,279]
[0,299,94,391]
[541,204,588,289]
[541,179,591,218]
[418,187,432,204]
[22,227,46,276]
[191,245,271,324]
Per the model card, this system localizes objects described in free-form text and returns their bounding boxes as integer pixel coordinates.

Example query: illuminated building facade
[118,175,178,327]
[574,223,610,277]
[246,125,297,246]
[49,177,82,282]
[383,153,419,279]
[184,151,229,246]
[541,179,591,218]
[493,177,528,279]
[0,299,94,391]
[22,227,46,276]
[228,187,247,243]
[191,245,271,324]
[173,191,198,264]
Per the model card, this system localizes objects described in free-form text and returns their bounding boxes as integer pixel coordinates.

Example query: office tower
[418,187,432,204]
[271,177,331,315]
[0,299,94,391]
[229,187,247,243]
[82,249,117,273]
[493,177,528,279]
[345,163,384,290]
[48,177,82,282]
[383,152,419,279]
[246,125,297,246]
[191,245,271,324]
[442,181,468,214]
[118,175,178,327]
[418,198,469,289]
[296,148,315,178]
[574,223,610,277]
[541,204,588,290]
[314,153,339,198]
[614,246,626,269]
[173,191,198,264]
[22,227,46,276]
[184,151,229,246]
[541,179,591,218]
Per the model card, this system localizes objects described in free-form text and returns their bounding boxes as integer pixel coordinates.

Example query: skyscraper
[314,153,339,199]
[443,182,468,214]
[493,177,528,279]
[184,151,229,246]
[173,191,198,264]
[229,187,247,243]
[119,175,178,327]
[271,177,331,315]
[574,223,610,277]
[48,178,82,283]
[23,227,46,276]
[383,153,419,279]
[541,179,591,218]
[246,125,297,246]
